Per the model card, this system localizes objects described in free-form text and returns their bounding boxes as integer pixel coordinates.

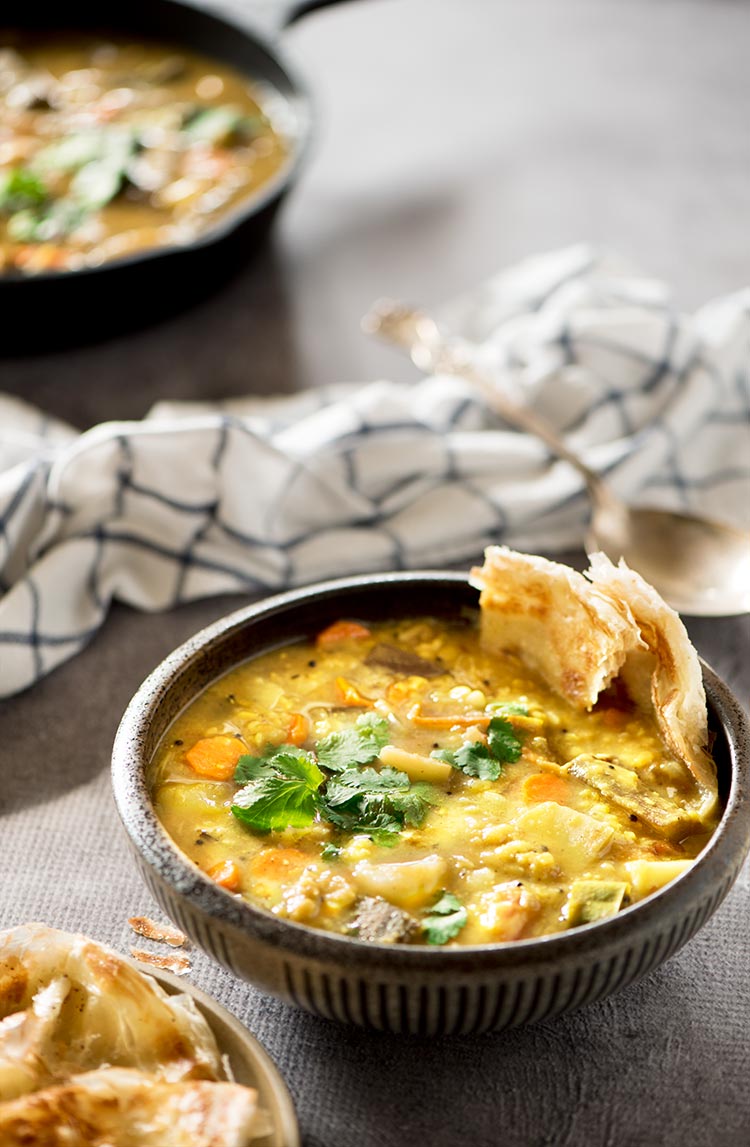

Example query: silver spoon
[363,299,750,617]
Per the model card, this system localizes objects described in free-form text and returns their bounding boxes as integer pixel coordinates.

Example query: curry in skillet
[149,549,719,946]
[0,34,287,274]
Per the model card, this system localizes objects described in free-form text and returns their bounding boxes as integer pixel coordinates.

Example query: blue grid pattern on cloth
[1,245,748,696]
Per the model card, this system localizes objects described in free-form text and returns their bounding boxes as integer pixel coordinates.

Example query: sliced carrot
[334,676,374,708]
[14,244,72,272]
[522,773,571,804]
[286,712,310,747]
[185,735,245,780]
[386,680,420,706]
[207,859,242,892]
[316,620,371,648]
[250,848,309,883]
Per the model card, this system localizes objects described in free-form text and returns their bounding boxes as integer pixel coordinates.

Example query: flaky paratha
[0,925,270,1144]
[0,1067,262,1147]
[471,546,718,822]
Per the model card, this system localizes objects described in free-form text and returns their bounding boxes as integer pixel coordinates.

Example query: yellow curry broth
[150,616,716,946]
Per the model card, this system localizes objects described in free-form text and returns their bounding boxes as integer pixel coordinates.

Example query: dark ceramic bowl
[112,573,750,1036]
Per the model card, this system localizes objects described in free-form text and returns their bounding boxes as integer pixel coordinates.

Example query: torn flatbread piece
[471,546,718,823]
[0,1067,263,1147]
[127,917,187,948]
[470,546,645,708]
[0,924,271,1144]
[0,923,219,1102]
[586,552,716,814]
[129,948,191,975]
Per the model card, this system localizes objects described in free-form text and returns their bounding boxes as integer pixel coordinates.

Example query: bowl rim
[129,960,300,1147]
[0,0,313,286]
[112,570,750,971]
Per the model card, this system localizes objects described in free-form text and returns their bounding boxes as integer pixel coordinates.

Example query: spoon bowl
[588,501,750,616]
[364,299,750,617]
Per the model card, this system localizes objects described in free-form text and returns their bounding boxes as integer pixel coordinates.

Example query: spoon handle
[363,299,614,509]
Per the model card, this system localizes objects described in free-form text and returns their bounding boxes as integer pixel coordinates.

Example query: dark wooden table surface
[1,3,749,1145]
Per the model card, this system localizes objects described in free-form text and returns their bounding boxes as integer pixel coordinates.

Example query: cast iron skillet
[0,0,351,352]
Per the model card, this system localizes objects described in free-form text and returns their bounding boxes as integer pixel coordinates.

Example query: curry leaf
[422,891,468,945]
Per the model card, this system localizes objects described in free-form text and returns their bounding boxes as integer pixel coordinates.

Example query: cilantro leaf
[234,745,323,786]
[234,753,274,784]
[319,765,438,844]
[321,842,341,861]
[430,715,524,780]
[232,776,319,831]
[432,743,501,781]
[422,891,468,945]
[316,713,390,773]
[231,745,323,831]
[487,702,529,717]
[322,804,402,847]
[486,716,523,763]
[324,767,436,826]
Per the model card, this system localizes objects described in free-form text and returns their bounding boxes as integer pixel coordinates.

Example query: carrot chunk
[250,847,309,883]
[286,712,310,747]
[335,676,374,708]
[522,773,571,804]
[185,735,245,780]
[316,620,371,647]
[207,859,242,892]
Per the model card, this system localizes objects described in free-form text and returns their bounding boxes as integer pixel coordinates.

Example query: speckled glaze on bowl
[112,573,750,1036]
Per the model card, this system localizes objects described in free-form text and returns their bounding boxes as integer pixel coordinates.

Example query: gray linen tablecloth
[1,2,749,1145]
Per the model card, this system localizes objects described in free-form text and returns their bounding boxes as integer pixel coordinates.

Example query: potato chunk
[353,855,447,909]
[515,803,614,873]
[378,745,453,784]
[625,858,693,900]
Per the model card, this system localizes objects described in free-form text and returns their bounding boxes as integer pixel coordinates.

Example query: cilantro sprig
[431,715,524,781]
[231,747,324,831]
[321,766,438,846]
[230,717,438,842]
[422,891,468,945]
[316,713,390,772]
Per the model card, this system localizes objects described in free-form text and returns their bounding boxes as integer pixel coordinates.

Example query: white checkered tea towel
[1,245,748,696]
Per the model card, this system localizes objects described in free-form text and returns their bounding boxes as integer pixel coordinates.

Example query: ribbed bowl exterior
[113,573,750,1037]
[130,847,740,1036]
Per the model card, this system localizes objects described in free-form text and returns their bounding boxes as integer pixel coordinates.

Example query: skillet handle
[234,0,357,37]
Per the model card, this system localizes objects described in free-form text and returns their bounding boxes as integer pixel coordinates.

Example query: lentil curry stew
[0,34,288,275]
[148,551,719,948]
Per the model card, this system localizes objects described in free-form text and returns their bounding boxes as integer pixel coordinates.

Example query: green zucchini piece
[566,879,628,926]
